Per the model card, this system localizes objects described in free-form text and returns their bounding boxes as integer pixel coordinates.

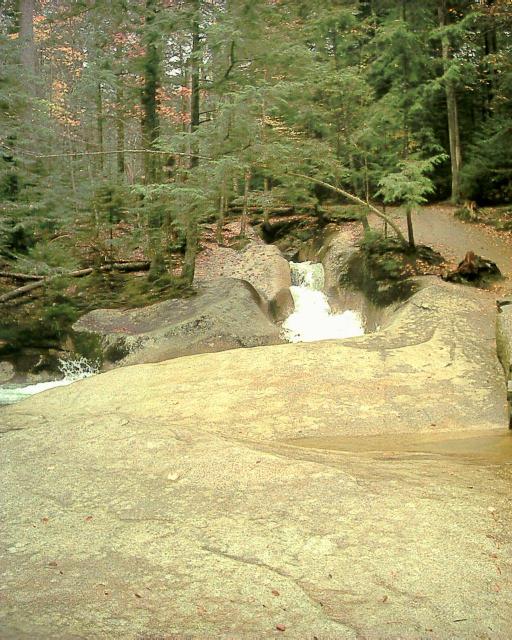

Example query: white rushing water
[281,261,365,343]
[0,356,99,407]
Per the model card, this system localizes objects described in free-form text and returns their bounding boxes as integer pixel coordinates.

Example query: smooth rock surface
[1,278,511,639]
[194,243,293,320]
[72,278,283,368]
[321,227,359,294]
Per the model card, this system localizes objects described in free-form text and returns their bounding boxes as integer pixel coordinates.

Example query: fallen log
[0,261,151,304]
[228,205,296,214]
[0,280,47,303]
[0,271,46,281]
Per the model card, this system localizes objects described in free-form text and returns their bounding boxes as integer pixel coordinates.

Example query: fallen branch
[228,205,296,214]
[0,271,45,281]
[4,145,212,161]
[0,280,46,303]
[0,261,150,304]
[287,172,407,244]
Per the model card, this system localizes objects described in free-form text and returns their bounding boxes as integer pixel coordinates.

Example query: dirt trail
[373,205,512,286]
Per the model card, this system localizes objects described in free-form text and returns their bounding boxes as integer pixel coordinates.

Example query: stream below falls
[0,357,98,407]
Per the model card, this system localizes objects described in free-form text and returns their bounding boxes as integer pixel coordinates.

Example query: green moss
[71,332,104,365]
[356,232,445,288]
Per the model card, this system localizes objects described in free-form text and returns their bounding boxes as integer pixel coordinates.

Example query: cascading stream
[0,357,98,407]
[281,261,364,343]
[0,263,363,405]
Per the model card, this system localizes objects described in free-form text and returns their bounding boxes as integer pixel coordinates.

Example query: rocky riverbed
[1,274,511,639]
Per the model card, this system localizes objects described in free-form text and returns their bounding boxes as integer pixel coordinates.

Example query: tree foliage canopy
[1,0,511,278]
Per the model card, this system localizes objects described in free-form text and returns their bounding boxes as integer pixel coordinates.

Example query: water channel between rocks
[0,261,364,407]
[283,430,512,464]
[281,261,365,343]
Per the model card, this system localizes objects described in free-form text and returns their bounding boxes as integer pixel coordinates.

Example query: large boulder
[1,279,510,640]
[320,227,359,293]
[496,300,512,378]
[195,243,293,321]
[73,277,283,368]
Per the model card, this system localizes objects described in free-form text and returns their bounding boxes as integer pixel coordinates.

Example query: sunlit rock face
[281,261,364,343]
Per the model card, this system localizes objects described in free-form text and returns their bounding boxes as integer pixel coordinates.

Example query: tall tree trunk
[216,178,227,244]
[401,0,407,22]
[406,204,415,250]
[181,214,198,283]
[189,0,201,168]
[181,0,201,284]
[483,9,498,117]
[141,0,161,184]
[19,0,36,79]
[240,170,251,237]
[263,177,271,225]
[96,83,105,174]
[9,0,37,201]
[115,44,125,178]
[116,83,125,177]
[439,0,462,203]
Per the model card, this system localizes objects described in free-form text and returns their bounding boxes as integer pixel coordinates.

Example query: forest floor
[373,204,512,288]
[1,207,512,639]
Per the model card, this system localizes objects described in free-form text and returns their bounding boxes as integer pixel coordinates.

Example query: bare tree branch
[1,145,212,161]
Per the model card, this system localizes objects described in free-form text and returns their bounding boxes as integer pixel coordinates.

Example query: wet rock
[320,229,359,293]
[73,277,283,368]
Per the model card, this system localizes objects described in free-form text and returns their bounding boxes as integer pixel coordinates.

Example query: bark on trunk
[216,180,226,244]
[180,0,201,284]
[116,84,125,177]
[190,0,201,168]
[406,205,415,250]
[20,0,36,78]
[263,177,271,225]
[439,0,462,204]
[181,216,198,284]
[141,0,161,184]
[96,83,105,173]
[240,170,251,237]
[115,43,126,177]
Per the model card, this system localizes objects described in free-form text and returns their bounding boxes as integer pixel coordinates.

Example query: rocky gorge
[1,208,512,639]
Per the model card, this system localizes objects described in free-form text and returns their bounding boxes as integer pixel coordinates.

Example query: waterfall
[0,356,99,407]
[281,261,364,343]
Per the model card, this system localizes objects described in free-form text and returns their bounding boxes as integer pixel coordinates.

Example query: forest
[0,0,511,304]
[3,3,512,637]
